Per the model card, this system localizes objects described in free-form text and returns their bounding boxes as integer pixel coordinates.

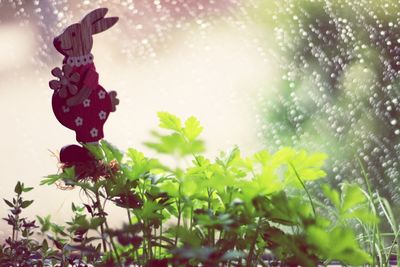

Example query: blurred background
[1,0,400,239]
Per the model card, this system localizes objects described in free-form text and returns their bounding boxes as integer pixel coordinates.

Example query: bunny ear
[81,8,108,25]
[91,16,119,34]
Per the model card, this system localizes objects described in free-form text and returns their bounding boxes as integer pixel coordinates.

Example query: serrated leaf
[321,184,340,209]
[159,179,179,197]
[183,116,203,141]
[125,148,161,180]
[101,140,123,163]
[216,146,241,168]
[158,112,182,132]
[145,131,205,156]
[307,225,372,265]
[342,208,379,224]
[341,184,366,212]
[253,150,272,166]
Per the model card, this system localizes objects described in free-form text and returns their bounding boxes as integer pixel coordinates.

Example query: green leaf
[51,223,67,236]
[216,146,241,168]
[41,168,75,185]
[183,116,203,141]
[253,150,272,166]
[341,183,366,212]
[145,131,205,156]
[181,178,200,197]
[21,200,34,209]
[321,184,340,209]
[100,140,123,163]
[307,225,372,265]
[3,199,13,208]
[329,227,372,265]
[22,187,33,193]
[138,201,163,221]
[166,226,201,247]
[159,179,180,197]
[125,148,161,180]
[14,182,22,195]
[126,148,146,165]
[306,225,330,251]
[90,217,106,229]
[37,215,51,232]
[157,112,182,132]
[342,207,379,224]
[280,149,327,185]
[41,174,62,185]
[41,239,49,252]
[62,167,76,180]
[84,143,104,160]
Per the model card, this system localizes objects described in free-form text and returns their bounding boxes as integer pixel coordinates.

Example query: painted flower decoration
[49,65,80,98]
[98,110,107,120]
[90,128,99,137]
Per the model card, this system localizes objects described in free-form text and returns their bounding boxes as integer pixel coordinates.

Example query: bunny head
[53,8,118,57]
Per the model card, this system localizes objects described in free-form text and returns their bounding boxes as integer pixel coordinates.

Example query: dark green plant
[1,113,378,266]
[1,182,41,267]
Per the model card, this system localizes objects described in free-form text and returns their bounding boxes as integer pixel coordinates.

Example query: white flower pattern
[99,110,107,120]
[90,128,98,138]
[75,117,83,126]
[62,106,70,113]
[98,90,106,99]
[83,99,91,107]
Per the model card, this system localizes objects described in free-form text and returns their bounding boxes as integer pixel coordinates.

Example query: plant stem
[95,192,122,266]
[385,228,400,267]
[190,205,193,232]
[147,223,153,260]
[246,217,262,267]
[11,224,15,242]
[99,219,108,252]
[207,188,212,246]
[289,163,316,217]
[14,196,20,241]
[358,157,380,266]
[175,198,181,246]
[159,222,163,258]
[127,208,132,225]
[105,219,122,266]
[175,183,182,246]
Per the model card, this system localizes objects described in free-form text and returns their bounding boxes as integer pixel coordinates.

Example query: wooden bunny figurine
[49,8,119,164]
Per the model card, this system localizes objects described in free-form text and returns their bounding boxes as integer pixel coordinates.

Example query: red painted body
[52,62,112,143]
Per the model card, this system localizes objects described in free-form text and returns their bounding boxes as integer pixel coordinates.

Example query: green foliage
[1,181,41,266]
[41,167,75,185]
[307,225,372,265]
[1,113,381,266]
[144,112,205,157]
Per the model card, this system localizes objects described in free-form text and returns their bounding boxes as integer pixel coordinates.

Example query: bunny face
[53,23,93,57]
[53,8,119,58]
